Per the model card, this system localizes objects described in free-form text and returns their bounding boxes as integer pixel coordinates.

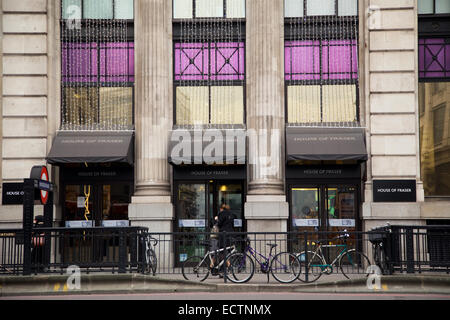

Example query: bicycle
[369,227,392,275]
[296,231,371,283]
[182,242,237,282]
[142,233,158,276]
[225,238,301,284]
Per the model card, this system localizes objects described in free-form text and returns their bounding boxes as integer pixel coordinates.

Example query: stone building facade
[1,0,449,236]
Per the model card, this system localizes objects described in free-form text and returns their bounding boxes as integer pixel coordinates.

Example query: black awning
[46,131,134,165]
[286,127,368,162]
[168,129,246,165]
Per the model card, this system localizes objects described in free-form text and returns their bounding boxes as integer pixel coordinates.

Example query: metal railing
[369,225,450,274]
[2,226,450,279]
[0,226,148,275]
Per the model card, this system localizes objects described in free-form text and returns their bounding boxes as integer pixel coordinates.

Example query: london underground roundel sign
[39,166,49,205]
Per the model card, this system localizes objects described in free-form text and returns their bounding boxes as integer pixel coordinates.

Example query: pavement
[1,272,450,297]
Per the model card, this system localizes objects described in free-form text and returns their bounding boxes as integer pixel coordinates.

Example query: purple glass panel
[62,42,134,83]
[285,41,321,81]
[419,38,450,78]
[322,40,358,80]
[100,42,134,82]
[62,43,98,82]
[285,40,358,81]
[174,42,245,81]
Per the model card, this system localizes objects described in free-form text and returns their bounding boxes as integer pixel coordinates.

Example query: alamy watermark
[66,265,81,290]
[366,265,383,290]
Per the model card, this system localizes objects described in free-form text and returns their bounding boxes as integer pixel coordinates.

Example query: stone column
[129,0,173,232]
[362,0,424,230]
[245,0,288,233]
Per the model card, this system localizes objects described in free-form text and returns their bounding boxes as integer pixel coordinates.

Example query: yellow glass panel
[176,86,209,125]
[99,87,133,128]
[210,86,244,124]
[419,82,450,196]
[322,85,357,122]
[287,85,321,123]
[64,87,99,126]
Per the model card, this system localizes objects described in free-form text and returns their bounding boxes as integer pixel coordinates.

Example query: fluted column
[130,0,173,232]
[246,0,285,195]
[134,0,172,197]
[244,0,288,232]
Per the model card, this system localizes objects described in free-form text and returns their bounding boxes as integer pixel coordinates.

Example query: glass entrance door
[175,180,244,265]
[64,183,131,226]
[290,184,359,254]
[290,184,358,232]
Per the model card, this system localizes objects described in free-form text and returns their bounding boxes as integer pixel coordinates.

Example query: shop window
[285,39,358,124]
[173,0,245,19]
[285,0,358,17]
[60,1,134,131]
[62,0,134,20]
[174,42,245,125]
[419,4,450,196]
[419,83,450,196]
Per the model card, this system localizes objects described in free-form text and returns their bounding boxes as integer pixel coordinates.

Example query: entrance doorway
[175,180,245,265]
[64,183,131,226]
[288,183,361,256]
[290,185,358,233]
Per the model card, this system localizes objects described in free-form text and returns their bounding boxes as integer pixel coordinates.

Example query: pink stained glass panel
[210,42,245,81]
[174,42,245,81]
[419,38,450,78]
[62,42,135,83]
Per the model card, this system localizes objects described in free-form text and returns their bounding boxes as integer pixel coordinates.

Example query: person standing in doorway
[217,204,236,254]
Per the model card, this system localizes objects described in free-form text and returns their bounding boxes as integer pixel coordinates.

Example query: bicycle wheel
[296,251,325,283]
[225,252,255,284]
[146,248,157,276]
[339,249,371,279]
[182,256,210,282]
[270,252,301,284]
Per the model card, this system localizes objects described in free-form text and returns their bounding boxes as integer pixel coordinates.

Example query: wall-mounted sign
[373,180,416,202]
[2,183,25,205]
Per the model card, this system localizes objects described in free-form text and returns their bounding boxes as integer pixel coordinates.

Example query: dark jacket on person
[218,209,235,233]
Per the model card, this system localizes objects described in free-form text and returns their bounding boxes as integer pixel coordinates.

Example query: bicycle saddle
[266,243,278,249]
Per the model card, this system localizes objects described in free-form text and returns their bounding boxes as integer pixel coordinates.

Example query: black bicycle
[369,228,391,275]
[142,234,158,276]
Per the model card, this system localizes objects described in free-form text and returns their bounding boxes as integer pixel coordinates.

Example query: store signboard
[2,183,24,205]
[373,180,416,202]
